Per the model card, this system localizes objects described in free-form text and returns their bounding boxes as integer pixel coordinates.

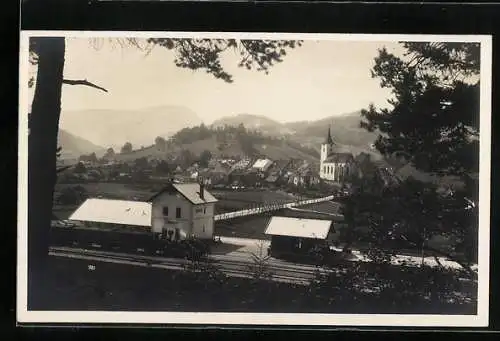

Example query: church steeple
[325,126,334,145]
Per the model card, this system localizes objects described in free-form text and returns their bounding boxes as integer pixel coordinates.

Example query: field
[54,182,157,201]
[210,190,298,214]
[215,213,274,240]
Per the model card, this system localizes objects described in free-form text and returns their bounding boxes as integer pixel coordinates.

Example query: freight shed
[264,216,336,259]
[55,198,155,251]
[68,198,153,233]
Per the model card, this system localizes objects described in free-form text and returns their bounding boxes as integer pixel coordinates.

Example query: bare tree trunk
[433,255,444,268]
[28,37,65,309]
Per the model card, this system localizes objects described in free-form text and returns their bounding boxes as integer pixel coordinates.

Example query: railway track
[49,246,315,285]
[49,246,321,273]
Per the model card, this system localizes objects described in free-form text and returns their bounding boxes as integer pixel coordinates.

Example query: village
[53,128,357,259]
[55,125,407,199]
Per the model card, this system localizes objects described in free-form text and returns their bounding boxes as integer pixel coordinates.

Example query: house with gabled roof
[148,182,218,240]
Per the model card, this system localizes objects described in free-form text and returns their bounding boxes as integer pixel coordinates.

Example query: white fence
[214,195,336,221]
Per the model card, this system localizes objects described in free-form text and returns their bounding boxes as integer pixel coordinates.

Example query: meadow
[54,182,157,201]
[214,213,275,240]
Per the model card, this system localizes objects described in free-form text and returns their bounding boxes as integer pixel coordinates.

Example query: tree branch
[56,165,73,174]
[62,79,108,92]
[239,40,267,71]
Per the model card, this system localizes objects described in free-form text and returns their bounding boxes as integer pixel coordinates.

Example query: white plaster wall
[320,161,358,182]
[320,144,332,163]
[320,162,338,181]
[191,203,215,239]
[151,192,193,235]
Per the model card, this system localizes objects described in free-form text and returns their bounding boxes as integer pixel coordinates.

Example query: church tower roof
[325,126,334,145]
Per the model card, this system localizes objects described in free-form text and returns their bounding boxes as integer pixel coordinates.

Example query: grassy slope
[112,135,321,163]
[254,143,318,162]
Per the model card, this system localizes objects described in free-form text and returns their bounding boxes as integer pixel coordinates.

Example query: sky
[37,37,401,125]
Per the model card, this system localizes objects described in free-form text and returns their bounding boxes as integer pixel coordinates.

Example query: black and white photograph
[18,31,491,326]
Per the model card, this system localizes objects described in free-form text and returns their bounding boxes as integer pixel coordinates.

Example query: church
[319,127,356,183]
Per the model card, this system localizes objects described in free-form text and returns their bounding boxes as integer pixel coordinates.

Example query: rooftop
[252,158,273,169]
[69,198,152,227]
[264,216,333,240]
[148,183,218,205]
[324,153,354,163]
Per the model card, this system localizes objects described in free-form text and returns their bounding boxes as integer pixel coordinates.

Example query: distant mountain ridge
[57,129,105,159]
[60,108,383,162]
[59,105,202,150]
[284,111,379,147]
[210,111,378,148]
[209,111,382,159]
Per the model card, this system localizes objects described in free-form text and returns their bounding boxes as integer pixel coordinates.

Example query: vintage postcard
[18,31,491,327]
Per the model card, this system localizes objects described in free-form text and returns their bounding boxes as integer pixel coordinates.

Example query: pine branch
[62,79,108,92]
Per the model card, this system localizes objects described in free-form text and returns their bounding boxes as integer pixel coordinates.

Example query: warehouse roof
[69,198,152,227]
[264,216,333,240]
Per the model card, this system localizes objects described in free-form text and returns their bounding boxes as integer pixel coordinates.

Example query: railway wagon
[267,236,341,265]
[50,224,210,259]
